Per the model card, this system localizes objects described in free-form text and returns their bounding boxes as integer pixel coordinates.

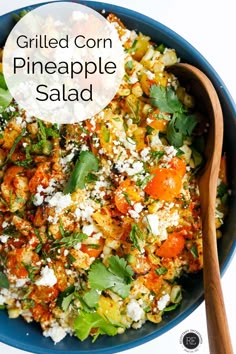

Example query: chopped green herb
[64,151,99,194]
[163,303,179,312]
[129,223,144,252]
[125,60,133,71]
[217,182,228,198]
[101,125,110,143]
[146,125,155,135]
[85,173,98,183]
[22,263,39,282]
[125,39,138,53]
[122,192,132,205]
[0,127,26,168]
[176,148,185,157]
[190,243,199,258]
[155,43,166,53]
[52,232,88,249]
[0,270,9,289]
[150,150,164,162]
[155,267,168,275]
[136,174,154,189]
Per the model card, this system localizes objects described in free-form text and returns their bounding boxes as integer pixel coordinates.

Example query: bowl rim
[0,1,236,354]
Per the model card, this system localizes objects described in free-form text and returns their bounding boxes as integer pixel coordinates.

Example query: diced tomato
[169,157,186,177]
[30,285,59,303]
[28,162,51,194]
[148,110,170,132]
[31,303,51,323]
[144,167,182,201]
[130,252,151,275]
[81,238,104,258]
[156,232,185,258]
[143,269,163,294]
[7,254,28,278]
[114,179,142,214]
[53,261,68,292]
[7,249,33,278]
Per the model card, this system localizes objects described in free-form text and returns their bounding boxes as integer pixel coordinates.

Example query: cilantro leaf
[108,255,133,284]
[167,113,198,148]
[88,256,134,299]
[166,115,184,148]
[0,73,12,113]
[0,270,9,289]
[74,311,118,342]
[64,151,99,194]
[174,113,198,136]
[217,182,228,198]
[57,285,75,311]
[83,289,100,309]
[150,85,185,114]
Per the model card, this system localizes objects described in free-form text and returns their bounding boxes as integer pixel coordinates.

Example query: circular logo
[180,329,202,352]
[3,2,124,123]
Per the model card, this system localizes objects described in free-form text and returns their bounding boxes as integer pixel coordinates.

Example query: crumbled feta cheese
[127,299,144,322]
[35,266,57,287]
[43,323,67,343]
[145,214,159,236]
[150,132,163,148]
[80,144,89,151]
[146,70,155,80]
[60,152,74,166]
[163,146,177,162]
[74,242,81,250]
[15,278,28,287]
[140,147,150,161]
[120,29,131,44]
[129,75,138,84]
[46,192,72,213]
[0,235,9,243]
[1,221,9,228]
[144,209,180,241]
[82,224,94,236]
[33,193,44,206]
[127,161,143,176]
[157,294,170,311]
[133,202,144,214]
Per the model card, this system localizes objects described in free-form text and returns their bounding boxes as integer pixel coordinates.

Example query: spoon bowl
[171,63,233,354]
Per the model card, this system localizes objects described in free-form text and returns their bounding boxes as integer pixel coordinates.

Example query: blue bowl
[0,2,235,353]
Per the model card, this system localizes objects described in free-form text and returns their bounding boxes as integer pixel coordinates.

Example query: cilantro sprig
[150,85,198,148]
[88,255,134,299]
[64,151,99,194]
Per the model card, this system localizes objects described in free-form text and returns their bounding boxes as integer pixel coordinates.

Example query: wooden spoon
[170,63,233,354]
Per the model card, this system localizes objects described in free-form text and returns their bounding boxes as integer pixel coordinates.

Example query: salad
[0,12,228,343]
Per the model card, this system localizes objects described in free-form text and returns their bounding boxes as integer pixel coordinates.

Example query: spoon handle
[201,191,233,354]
